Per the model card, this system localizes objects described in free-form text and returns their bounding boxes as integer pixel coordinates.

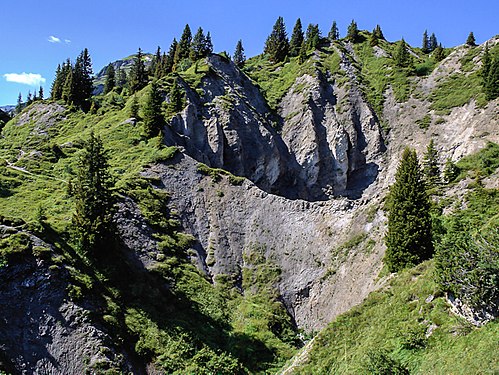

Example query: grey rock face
[165,54,384,201]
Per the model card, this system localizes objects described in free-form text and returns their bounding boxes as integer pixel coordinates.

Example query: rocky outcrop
[164,54,385,201]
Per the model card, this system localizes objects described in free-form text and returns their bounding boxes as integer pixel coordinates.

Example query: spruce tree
[443,158,459,183]
[346,20,360,43]
[305,24,321,50]
[62,66,76,105]
[190,27,206,60]
[373,24,384,40]
[15,93,23,114]
[233,40,246,68]
[129,95,139,119]
[466,32,476,47]
[143,80,164,138]
[174,24,193,68]
[422,30,430,53]
[130,48,148,93]
[51,64,62,99]
[394,39,411,68]
[485,56,499,100]
[370,28,379,47]
[264,16,289,62]
[73,48,94,110]
[423,139,440,186]
[298,40,307,64]
[289,18,304,56]
[150,46,162,77]
[204,32,213,55]
[384,148,433,272]
[433,43,445,62]
[168,78,184,115]
[328,21,339,42]
[38,86,44,100]
[164,38,178,74]
[104,64,116,94]
[429,33,438,52]
[71,132,115,256]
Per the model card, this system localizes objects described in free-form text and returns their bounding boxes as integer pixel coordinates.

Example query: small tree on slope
[384,148,433,272]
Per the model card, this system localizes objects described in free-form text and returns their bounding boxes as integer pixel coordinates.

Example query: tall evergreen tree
[423,139,440,186]
[305,24,321,50]
[370,28,380,47]
[422,30,430,53]
[143,80,164,138]
[394,39,412,68]
[71,132,115,256]
[174,24,193,68]
[167,78,184,115]
[298,40,308,64]
[328,21,340,42]
[484,55,499,100]
[466,32,476,47]
[164,38,178,74]
[130,48,148,93]
[73,48,94,110]
[150,46,162,77]
[384,148,433,272]
[433,43,445,62]
[233,40,246,68]
[373,24,384,40]
[346,20,360,43]
[38,86,44,100]
[204,32,213,55]
[429,33,438,52]
[15,93,23,114]
[190,27,206,60]
[62,66,76,104]
[289,18,304,56]
[51,64,63,99]
[116,67,127,91]
[264,16,289,62]
[129,94,139,119]
[104,64,116,94]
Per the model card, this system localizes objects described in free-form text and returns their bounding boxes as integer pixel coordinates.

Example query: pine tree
[373,24,384,40]
[104,64,116,94]
[429,33,438,52]
[289,18,304,56]
[466,32,476,47]
[328,21,339,42]
[129,95,139,119]
[423,139,440,186]
[305,24,321,50]
[51,64,62,99]
[384,148,433,272]
[298,40,307,64]
[38,86,44,100]
[174,24,193,68]
[62,66,76,104]
[264,16,289,62]
[130,48,148,93]
[190,27,206,60]
[71,132,115,256]
[150,46,162,77]
[233,40,246,68]
[370,28,379,47]
[485,56,499,100]
[433,43,445,62]
[443,158,459,183]
[26,91,33,105]
[168,78,184,115]
[73,48,93,110]
[164,38,178,74]
[422,30,430,53]
[143,80,164,138]
[346,20,360,43]
[204,32,213,55]
[15,93,23,114]
[394,39,412,68]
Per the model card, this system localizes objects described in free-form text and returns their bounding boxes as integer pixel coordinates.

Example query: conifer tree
[143,80,164,138]
[38,86,44,100]
[484,56,499,100]
[373,24,384,40]
[190,27,206,60]
[346,20,360,43]
[168,78,184,115]
[443,158,459,183]
[116,67,127,91]
[433,43,445,62]
[422,30,429,53]
[71,132,115,256]
[164,38,178,74]
[73,48,94,110]
[289,18,304,56]
[174,24,193,68]
[429,33,438,52]
[51,64,63,99]
[104,64,116,94]
[26,91,33,105]
[466,32,476,47]
[370,28,379,47]
[423,139,440,186]
[298,40,307,64]
[328,21,339,42]
[62,66,76,104]
[15,93,23,114]
[150,46,162,77]
[204,32,213,55]
[130,48,148,93]
[129,95,139,119]
[233,40,246,68]
[384,148,433,272]
[264,16,289,62]
[305,24,321,50]
[394,39,412,68]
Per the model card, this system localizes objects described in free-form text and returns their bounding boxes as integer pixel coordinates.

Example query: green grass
[430,72,487,114]
[290,261,498,374]
[455,141,499,179]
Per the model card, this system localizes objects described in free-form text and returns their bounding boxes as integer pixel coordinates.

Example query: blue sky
[1,0,497,105]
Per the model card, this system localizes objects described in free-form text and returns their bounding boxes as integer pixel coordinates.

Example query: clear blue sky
[1,0,497,105]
